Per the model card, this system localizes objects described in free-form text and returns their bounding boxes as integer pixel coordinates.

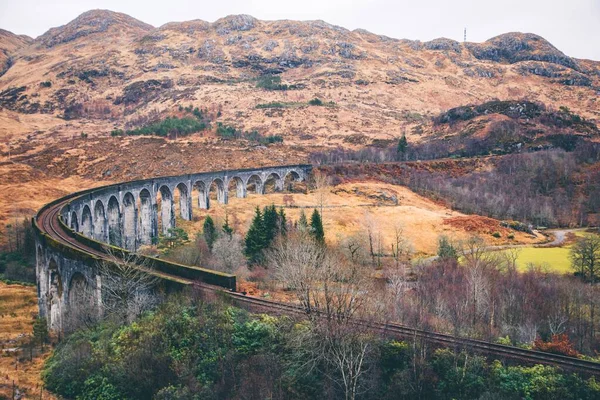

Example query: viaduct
[31,163,600,374]
[34,164,311,332]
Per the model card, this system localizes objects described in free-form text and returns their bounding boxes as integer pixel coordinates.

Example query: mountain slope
[0,11,598,151]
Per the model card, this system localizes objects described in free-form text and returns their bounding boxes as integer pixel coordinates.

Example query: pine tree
[310,208,325,245]
[278,207,287,236]
[33,317,49,350]
[203,216,218,250]
[222,213,233,239]
[397,134,408,154]
[297,209,308,232]
[245,207,265,265]
[263,204,279,244]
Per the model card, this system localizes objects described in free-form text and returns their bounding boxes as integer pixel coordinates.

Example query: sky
[1,0,599,60]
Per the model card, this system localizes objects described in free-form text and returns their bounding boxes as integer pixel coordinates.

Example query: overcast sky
[1,0,599,60]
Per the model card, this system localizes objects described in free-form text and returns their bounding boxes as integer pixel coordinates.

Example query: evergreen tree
[222,213,233,239]
[397,134,408,156]
[297,209,309,232]
[33,317,49,350]
[278,208,287,236]
[203,216,218,250]
[310,209,325,245]
[437,235,458,261]
[245,207,266,265]
[263,204,279,244]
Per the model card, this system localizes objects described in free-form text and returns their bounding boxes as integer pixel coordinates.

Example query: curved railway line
[34,178,600,377]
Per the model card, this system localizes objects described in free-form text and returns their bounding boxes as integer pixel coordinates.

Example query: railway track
[35,195,600,376]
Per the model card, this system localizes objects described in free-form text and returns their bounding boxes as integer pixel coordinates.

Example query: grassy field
[498,230,600,274]
[507,247,573,274]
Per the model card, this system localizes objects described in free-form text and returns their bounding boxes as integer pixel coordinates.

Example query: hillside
[0,10,598,148]
[0,10,599,226]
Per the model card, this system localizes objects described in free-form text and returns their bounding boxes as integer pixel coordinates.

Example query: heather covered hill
[0,10,598,148]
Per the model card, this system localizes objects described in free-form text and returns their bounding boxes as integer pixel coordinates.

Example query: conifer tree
[245,207,265,265]
[278,207,287,236]
[397,134,408,155]
[263,204,279,244]
[310,208,325,245]
[222,213,233,239]
[297,209,309,232]
[203,216,218,250]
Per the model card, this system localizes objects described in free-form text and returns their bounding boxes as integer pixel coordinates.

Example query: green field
[503,246,573,274]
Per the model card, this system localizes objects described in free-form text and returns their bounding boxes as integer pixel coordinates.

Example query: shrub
[308,98,323,106]
[533,334,580,357]
[110,129,123,137]
[40,81,52,88]
[126,117,207,137]
[492,231,501,238]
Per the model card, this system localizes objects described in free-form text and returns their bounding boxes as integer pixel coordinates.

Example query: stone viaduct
[34,164,311,332]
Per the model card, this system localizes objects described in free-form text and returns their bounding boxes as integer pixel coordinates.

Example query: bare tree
[210,233,246,273]
[97,250,159,324]
[570,235,600,283]
[268,232,378,399]
[312,170,331,215]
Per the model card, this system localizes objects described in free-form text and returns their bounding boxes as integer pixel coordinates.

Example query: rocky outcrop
[36,9,153,47]
[0,29,32,77]
[467,33,580,71]
[424,38,462,53]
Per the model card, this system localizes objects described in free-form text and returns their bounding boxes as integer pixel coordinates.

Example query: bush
[110,129,124,137]
[126,117,207,137]
[256,75,303,91]
[308,98,323,106]
[492,232,501,238]
[40,81,52,88]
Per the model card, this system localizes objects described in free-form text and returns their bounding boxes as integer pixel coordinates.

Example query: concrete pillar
[122,193,137,251]
[275,178,284,192]
[237,183,247,198]
[178,183,192,221]
[220,190,228,205]
[138,189,154,245]
[160,187,175,235]
[93,201,107,243]
[107,197,122,247]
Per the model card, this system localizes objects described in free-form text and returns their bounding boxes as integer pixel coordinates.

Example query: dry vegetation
[0,282,56,400]
[179,181,543,256]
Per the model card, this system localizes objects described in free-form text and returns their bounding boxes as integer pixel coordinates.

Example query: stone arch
[263,172,284,193]
[228,176,246,198]
[246,174,263,195]
[194,181,208,209]
[93,200,107,242]
[284,170,305,193]
[175,182,192,221]
[122,192,137,251]
[158,185,174,235]
[48,258,63,332]
[70,211,79,231]
[209,178,227,204]
[66,272,95,330]
[107,196,122,246]
[139,189,154,245]
[81,205,92,237]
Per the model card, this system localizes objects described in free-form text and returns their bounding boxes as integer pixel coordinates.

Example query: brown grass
[182,180,544,256]
[0,282,57,400]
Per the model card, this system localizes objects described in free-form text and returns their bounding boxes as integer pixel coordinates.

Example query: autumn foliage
[533,334,580,357]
